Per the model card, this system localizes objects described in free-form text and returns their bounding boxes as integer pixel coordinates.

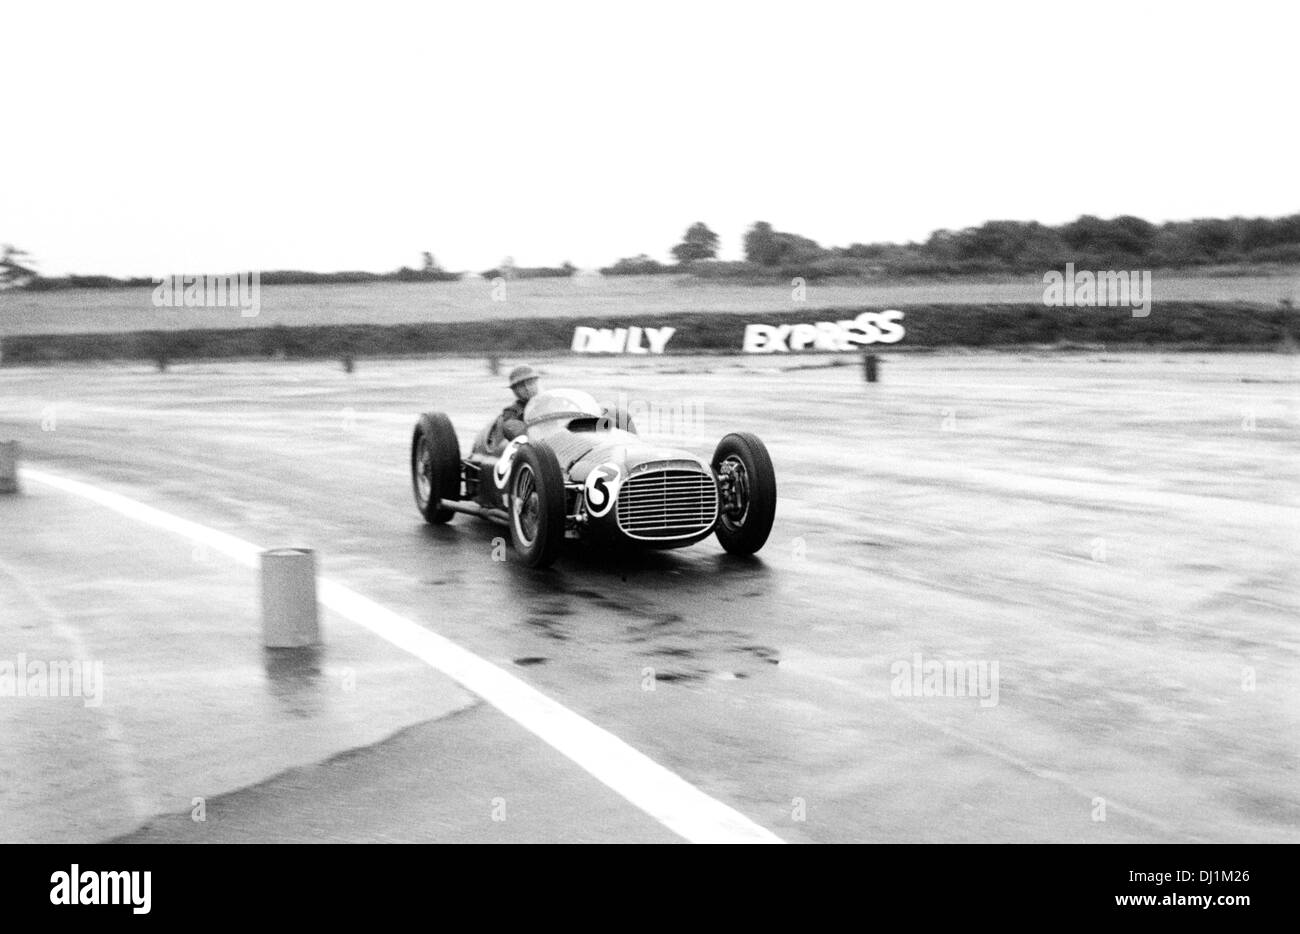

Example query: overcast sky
[2,0,1294,277]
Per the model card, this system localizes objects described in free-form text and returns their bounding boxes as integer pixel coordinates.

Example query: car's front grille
[616,467,718,540]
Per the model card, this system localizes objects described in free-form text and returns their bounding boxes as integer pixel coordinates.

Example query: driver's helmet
[507,364,538,390]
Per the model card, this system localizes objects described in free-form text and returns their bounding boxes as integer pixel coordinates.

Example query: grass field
[2,271,1298,337]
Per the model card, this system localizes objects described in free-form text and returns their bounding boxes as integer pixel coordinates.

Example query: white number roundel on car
[584,463,622,517]
[493,436,528,489]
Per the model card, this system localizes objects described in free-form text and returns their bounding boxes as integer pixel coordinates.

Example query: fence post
[0,441,19,494]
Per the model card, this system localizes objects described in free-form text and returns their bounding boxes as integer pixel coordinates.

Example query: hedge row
[1,303,1294,365]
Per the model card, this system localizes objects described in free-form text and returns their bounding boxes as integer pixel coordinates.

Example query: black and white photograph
[0,0,1293,908]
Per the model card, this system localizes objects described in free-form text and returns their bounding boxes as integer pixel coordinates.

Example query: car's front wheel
[412,412,460,524]
[508,442,566,568]
[712,432,777,555]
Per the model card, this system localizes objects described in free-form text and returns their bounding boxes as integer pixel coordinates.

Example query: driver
[500,365,540,441]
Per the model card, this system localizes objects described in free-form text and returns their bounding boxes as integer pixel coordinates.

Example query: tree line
[603,214,1300,278]
[3,213,1298,290]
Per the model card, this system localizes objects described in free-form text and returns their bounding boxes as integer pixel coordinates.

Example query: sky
[1,0,1295,277]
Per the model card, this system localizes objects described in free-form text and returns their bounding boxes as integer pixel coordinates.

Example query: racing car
[410,388,777,567]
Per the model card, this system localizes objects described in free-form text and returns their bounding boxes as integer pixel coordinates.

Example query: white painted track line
[18,467,784,844]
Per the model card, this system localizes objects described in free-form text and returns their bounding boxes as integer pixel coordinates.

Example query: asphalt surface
[1,352,1296,843]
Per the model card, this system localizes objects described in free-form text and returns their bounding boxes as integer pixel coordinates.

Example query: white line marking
[18,467,783,844]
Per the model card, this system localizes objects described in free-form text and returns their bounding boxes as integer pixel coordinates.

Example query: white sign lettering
[742,310,905,353]
[571,325,676,354]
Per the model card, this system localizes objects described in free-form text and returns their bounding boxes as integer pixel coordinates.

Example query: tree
[744,222,779,266]
[671,222,720,263]
[1059,215,1157,266]
[948,221,1069,271]
[742,221,826,267]
[1190,218,1237,258]
[0,244,37,288]
[600,254,671,276]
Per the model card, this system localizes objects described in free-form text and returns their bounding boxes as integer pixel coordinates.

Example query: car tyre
[508,442,566,568]
[712,432,777,555]
[412,412,460,524]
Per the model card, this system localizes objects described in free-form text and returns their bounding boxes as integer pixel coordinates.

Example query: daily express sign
[742,310,904,352]
[570,310,905,354]
[572,325,676,354]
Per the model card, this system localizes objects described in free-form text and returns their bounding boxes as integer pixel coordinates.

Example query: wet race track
[1,353,1297,843]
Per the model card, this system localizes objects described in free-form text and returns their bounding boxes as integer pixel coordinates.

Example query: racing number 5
[584,463,621,517]
[494,437,528,489]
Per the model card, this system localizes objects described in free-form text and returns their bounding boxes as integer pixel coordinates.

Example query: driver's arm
[498,400,526,443]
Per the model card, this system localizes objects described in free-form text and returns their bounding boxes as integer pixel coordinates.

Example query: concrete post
[863,353,879,383]
[260,548,320,647]
[0,441,19,494]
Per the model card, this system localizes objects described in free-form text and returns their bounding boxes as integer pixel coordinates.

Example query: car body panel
[463,389,721,549]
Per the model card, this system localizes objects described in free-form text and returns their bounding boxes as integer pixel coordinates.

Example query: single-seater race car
[410,388,776,568]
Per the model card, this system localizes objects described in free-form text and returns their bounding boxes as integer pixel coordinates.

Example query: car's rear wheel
[412,412,460,524]
[712,432,777,555]
[508,442,566,568]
